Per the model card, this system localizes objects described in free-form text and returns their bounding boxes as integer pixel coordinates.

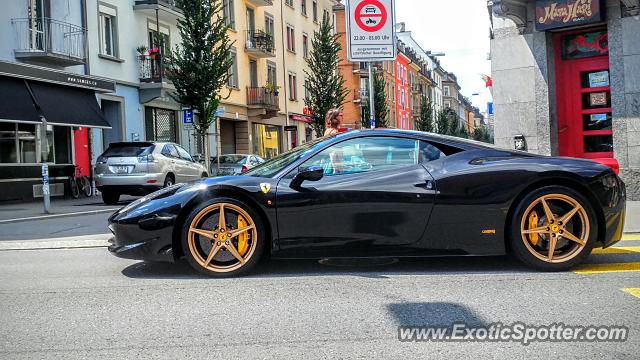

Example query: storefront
[288,112,314,148]
[252,123,282,159]
[0,61,114,201]
[490,0,640,199]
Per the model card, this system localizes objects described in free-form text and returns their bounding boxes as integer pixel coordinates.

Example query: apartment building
[0,0,115,201]
[219,0,336,159]
[86,0,190,159]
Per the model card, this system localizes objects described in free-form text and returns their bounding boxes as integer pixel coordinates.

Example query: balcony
[137,54,174,103]
[353,88,369,103]
[246,0,273,6]
[411,84,423,94]
[133,0,184,20]
[11,18,87,67]
[245,30,275,58]
[247,87,279,118]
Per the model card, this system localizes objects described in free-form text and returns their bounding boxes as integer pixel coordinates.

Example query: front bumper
[108,219,176,262]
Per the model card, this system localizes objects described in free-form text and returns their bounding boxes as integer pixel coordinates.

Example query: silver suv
[95,142,207,205]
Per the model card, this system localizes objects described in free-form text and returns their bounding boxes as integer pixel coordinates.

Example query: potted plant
[148,47,160,60]
[265,82,280,96]
[136,45,148,60]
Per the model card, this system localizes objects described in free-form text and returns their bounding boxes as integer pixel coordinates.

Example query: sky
[395,0,493,112]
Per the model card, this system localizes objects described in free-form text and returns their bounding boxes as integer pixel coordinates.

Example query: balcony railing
[245,30,275,57]
[247,87,279,110]
[12,17,87,66]
[354,88,369,102]
[138,54,164,83]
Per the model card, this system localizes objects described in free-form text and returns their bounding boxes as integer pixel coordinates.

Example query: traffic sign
[346,0,396,61]
[183,109,193,124]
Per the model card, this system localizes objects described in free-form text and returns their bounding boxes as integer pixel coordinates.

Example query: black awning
[0,76,41,123]
[28,80,111,128]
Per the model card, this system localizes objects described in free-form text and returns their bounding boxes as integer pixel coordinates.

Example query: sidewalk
[0,195,136,223]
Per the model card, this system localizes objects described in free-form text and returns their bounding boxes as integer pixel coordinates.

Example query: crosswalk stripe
[573,262,640,274]
[621,234,640,241]
[621,288,640,299]
[592,246,640,254]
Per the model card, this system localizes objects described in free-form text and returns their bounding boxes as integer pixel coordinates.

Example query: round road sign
[354,0,388,33]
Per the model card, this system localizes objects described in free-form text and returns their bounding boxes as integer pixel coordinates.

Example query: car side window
[249,156,258,166]
[175,145,194,162]
[419,141,446,162]
[161,144,179,159]
[302,137,420,176]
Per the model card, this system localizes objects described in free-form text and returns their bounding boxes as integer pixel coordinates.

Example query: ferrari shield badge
[260,183,271,194]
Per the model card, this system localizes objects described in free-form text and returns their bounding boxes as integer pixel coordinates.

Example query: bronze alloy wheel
[187,202,258,273]
[520,193,590,264]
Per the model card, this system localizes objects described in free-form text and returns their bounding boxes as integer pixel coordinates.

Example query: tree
[435,108,452,135]
[361,69,389,128]
[305,14,348,137]
[414,96,434,132]
[165,0,232,172]
[472,126,494,143]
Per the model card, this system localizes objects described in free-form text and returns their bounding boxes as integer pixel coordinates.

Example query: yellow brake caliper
[528,211,539,245]
[237,215,249,256]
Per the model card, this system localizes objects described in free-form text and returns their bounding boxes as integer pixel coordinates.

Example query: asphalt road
[1,246,639,359]
[0,213,112,241]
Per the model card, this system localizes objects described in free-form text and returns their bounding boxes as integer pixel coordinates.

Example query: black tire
[509,185,597,271]
[80,177,92,197]
[181,197,265,277]
[164,174,175,187]
[69,177,80,199]
[102,191,120,205]
[201,172,208,178]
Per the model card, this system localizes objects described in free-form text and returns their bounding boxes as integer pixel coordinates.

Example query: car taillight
[96,155,107,164]
[241,165,248,173]
[137,154,156,163]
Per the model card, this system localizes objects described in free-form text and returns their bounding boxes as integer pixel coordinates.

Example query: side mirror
[290,166,324,189]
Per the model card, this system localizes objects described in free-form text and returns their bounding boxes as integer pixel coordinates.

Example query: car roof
[331,129,497,150]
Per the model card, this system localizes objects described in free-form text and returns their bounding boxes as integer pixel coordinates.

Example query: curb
[0,208,119,225]
[0,234,112,251]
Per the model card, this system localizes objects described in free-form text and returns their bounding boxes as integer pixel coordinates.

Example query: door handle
[414,180,434,190]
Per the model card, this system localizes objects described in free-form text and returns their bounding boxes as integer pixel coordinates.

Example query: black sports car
[108,130,626,276]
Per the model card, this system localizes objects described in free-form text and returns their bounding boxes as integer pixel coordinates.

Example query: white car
[95,142,207,204]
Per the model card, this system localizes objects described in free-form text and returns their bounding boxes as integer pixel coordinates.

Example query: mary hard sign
[346,0,396,61]
[535,0,603,31]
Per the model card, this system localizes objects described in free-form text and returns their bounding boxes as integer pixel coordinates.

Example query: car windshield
[212,155,246,164]
[244,137,330,178]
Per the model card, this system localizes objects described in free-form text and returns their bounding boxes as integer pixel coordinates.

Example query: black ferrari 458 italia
[108,129,626,277]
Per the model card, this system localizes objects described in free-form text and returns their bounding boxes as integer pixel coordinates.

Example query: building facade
[220,0,336,160]
[489,0,640,199]
[0,0,115,202]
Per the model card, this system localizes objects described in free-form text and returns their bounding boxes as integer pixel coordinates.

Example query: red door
[73,127,91,177]
[554,29,618,172]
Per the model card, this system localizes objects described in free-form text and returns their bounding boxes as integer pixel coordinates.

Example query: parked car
[95,142,208,205]
[210,154,265,176]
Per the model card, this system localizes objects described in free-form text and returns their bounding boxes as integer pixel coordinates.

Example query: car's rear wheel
[164,174,175,187]
[510,186,597,271]
[102,191,120,205]
[181,198,264,277]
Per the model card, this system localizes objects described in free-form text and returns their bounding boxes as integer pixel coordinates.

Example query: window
[223,0,235,29]
[267,61,277,86]
[286,25,295,52]
[176,145,194,162]
[301,0,307,15]
[312,1,318,22]
[302,137,421,176]
[227,47,238,88]
[304,77,310,100]
[0,123,71,164]
[265,13,274,37]
[444,100,451,108]
[285,0,294,7]
[99,5,118,57]
[444,86,450,97]
[145,108,177,142]
[161,144,179,158]
[323,9,329,22]
[302,33,309,59]
[288,73,297,100]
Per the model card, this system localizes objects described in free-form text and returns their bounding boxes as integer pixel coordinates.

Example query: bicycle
[69,166,92,199]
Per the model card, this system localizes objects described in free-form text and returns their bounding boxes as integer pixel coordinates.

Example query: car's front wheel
[181,198,264,277]
[510,185,597,271]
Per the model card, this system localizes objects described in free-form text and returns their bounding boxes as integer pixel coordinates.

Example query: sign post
[345,0,396,128]
[41,164,50,214]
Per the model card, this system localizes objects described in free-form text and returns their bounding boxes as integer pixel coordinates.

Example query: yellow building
[218,0,336,159]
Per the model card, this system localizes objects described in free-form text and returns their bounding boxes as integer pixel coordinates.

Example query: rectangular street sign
[346,0,396,61]
[183,109,193,124]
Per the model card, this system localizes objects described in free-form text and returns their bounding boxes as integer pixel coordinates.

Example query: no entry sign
[346,0,396,61]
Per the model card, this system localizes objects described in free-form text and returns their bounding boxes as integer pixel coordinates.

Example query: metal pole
[367,62,375,129]
[40,120,50,214]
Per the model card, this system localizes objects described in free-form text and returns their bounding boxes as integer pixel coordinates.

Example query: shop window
[53,126,71,164]
[584,135,613,153]
[17,123,37,163]
[583,113,612,131]
[253,123,281,159]
[0,122,17,163]
[562,30,608,60]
